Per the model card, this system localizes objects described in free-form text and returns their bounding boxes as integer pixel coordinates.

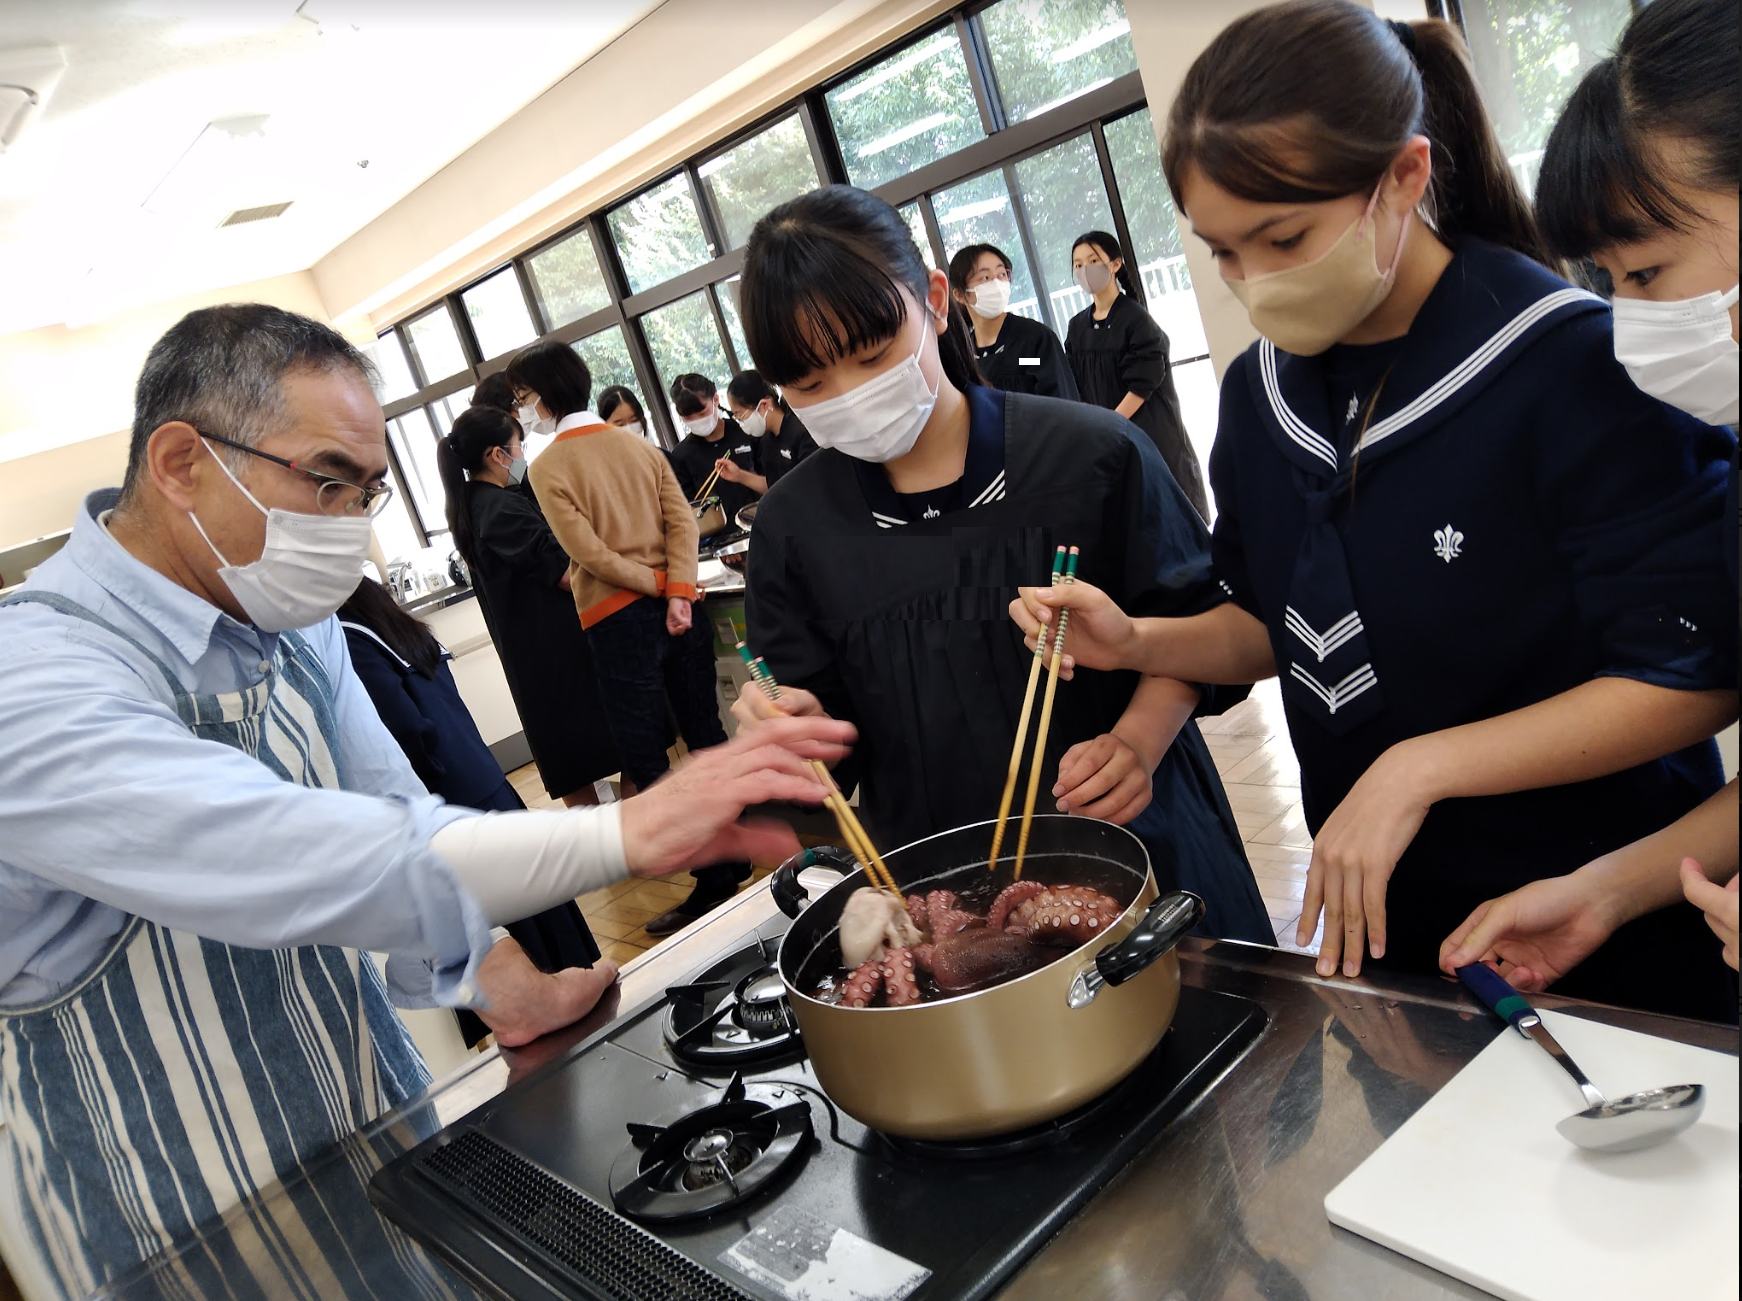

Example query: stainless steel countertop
[93,880,1737,1300]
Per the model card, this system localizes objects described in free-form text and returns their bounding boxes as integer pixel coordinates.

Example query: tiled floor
[508,678,1323,966]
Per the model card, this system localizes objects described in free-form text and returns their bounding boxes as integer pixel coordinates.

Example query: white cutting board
[1325,1009,1738,1301]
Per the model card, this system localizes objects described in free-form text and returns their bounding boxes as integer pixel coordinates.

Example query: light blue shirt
[0,490,494,1009]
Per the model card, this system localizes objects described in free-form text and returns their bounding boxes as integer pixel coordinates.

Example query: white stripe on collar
[1260,286,1602,468]
[1284,606,1364,662]
[969,470,1007,508]
[1288,661,1378,714]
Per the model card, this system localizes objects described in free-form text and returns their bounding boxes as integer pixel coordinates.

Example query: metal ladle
[1457,964,1706,1154]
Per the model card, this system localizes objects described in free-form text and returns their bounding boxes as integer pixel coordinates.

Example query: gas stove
[371,917,1266,1301]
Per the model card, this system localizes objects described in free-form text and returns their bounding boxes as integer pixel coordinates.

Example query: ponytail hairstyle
[1536,0,1738,261]
[470,370,517,415]
[596,384,647,426]
[726,369,777,410]
[504,341,591,420]
[1071,230,1141,299]
[740,184,977,393]
[669,372,718,419]
[1163,0,1552,269]
[337,577,444,679]
[437,405,519,567]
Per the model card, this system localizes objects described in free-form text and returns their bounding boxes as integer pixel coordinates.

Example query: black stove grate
[419,1129,756,1301]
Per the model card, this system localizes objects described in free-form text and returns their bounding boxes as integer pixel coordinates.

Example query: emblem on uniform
[1345,394,1360,424]
[1433,523,1464,563]
[923,506,941,519]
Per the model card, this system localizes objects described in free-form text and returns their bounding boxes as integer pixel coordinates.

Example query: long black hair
[339,577,443,679]
[596,384,646,426]
[740,185,978,392]
[471,370,517,415]
[1071,230,1142,300]
[1163,0,1551,269]
[437,406,518,567]
[504,341,592,420]
[1536,0,1738,261]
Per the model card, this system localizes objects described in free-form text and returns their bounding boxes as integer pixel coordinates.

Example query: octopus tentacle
[905,894,930,936]
[911,942,935,975]
[987,880,1047,933]
[926,889,980,940]
[1012,888,1125,947]
[880,947,922,1006]
[841,957,885,1008]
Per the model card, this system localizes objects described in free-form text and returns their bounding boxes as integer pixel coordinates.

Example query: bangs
[1164,115,1394,209]
[1536,61,1696,260]
[741,222,916,387]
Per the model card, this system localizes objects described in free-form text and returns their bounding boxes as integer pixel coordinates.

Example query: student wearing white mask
[731,184,1273,943]
[0,305,853,1293]
[1441,0,1739,989]
[1008,0,1737,1022]
[668,372,761,523]
[597,383,651,439]
[946,243,1078,401]
[1064,230,1207,518]
[724,370,818,495]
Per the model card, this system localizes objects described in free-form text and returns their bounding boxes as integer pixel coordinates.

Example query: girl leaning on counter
[731,183,1273,943]
[1012,0,1737,1021]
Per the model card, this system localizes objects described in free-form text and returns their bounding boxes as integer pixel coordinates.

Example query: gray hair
[119,303,379,502]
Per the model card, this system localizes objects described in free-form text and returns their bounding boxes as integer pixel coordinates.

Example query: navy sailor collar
[1246,239,1607,477]
[852,383,1008,528]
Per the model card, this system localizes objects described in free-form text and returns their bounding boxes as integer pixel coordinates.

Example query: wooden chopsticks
[693,461,724,507]
[734,643,903,901]
[989,546,1067,870]
[1009,547,1079,879]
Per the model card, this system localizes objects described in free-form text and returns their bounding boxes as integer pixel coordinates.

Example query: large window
[699,115,821,251]
[979,0,1139,123]
[608,174,714,294]
[372,0,1243,544]
[1456,0,1633,195]
[825,29,989,189]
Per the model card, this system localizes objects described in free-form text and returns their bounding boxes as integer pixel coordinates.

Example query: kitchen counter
[90,881,1735,1301]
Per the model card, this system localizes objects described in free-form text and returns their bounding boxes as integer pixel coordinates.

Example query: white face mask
[682,412,719,437]
[1611,284,1740,425]
[517,403,556,437]
[738,404,768,438]
[189,441,374,633]
[969,278,1012,320]
[622,420,645,436]
[794,318,941,464]
[501,449,528,485]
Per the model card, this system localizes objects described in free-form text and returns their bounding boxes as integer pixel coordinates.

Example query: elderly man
[0,303,851,1294]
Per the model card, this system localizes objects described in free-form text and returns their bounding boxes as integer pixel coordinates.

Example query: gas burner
[609,1073,812,1222]
[664,937,800,1067]
[878,1063,1147,1162]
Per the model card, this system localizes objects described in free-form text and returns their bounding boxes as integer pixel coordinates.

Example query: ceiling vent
[220,201,294,227]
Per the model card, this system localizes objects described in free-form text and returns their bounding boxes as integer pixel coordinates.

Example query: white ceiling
[0,0,658,337]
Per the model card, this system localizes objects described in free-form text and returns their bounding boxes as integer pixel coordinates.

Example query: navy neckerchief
[1243,240,1606,735]
[852,383,1007,527]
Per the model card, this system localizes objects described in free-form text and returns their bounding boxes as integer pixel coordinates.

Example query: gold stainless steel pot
[772,816,1204,1140]
[693,496,727,538]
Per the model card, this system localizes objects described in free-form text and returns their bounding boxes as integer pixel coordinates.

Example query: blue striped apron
[0,592,460,1300]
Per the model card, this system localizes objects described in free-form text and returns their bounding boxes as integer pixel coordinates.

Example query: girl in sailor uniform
[730,183,1273,943]
[1012,0,1737,1021]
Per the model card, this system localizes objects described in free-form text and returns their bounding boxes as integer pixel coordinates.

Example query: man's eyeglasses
[197,431,396,518]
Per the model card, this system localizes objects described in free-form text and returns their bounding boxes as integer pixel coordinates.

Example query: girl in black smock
[438,406,621,804]
[1065,230,1209,518]
[738,186,1272,943]
[1016,2,1737,1021]
[947,242,1080,401]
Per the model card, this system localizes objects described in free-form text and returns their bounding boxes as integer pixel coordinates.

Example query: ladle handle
[1456,964,1536,1034]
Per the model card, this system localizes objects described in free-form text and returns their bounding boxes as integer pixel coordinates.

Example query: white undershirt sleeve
[429,804,629,924]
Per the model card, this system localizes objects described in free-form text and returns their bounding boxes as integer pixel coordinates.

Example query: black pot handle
[1068,891,1204,1009]
[770,845,860,918]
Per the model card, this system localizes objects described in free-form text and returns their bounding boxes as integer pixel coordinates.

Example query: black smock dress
[1066,292,1208,519]
[747,384,1273,943]
[1209,239,1739,1022]
[671,417,761,524]
[760,402,818,491]
[464,480,620,799]
[974,312,1080,401]
[340,623,602,1045]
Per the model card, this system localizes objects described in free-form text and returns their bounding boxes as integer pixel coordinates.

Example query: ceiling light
[0,48,67,154]
[142,114,276,225]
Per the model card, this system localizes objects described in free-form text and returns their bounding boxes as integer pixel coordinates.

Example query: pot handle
[770,845,860,918]
[1068,891,1204,1010]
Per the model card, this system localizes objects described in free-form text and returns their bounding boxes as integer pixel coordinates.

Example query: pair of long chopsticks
[990,546,1079,879]
[734,643,903,901]
[693,460,724,506]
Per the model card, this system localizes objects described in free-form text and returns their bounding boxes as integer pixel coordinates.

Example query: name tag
[734,446,752,455]
[1019,357,1040,366]
[780,448,793,459]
